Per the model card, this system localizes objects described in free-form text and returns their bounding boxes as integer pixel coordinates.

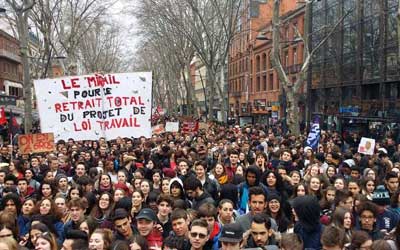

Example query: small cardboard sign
[199,122,208,130]
[165,122,179,132]
[358,137,376,155]
[18,133,55,154]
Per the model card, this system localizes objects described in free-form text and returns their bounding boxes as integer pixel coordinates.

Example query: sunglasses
[190,232,207,239]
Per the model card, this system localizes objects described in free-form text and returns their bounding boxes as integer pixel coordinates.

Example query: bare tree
[134,0,198,115]
[5,0,35,133]
[50,0,114,74]
[270,0,350,134]
[135,0,241,121]
[77,19,125,73]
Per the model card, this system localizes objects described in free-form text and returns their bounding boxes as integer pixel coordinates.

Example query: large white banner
[34,72,152,141]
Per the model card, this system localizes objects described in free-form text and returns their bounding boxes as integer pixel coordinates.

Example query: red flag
[9,109,20,136]
[0,108,6,125]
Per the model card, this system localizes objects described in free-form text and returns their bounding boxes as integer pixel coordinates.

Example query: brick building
[228,0,305,125]
[0,30,23,97]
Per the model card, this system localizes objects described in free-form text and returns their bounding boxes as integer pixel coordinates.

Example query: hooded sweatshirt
[169,177,185,199]
[238,166,267,214]
[292,195,323,250]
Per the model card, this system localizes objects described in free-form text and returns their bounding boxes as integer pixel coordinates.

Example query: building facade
[309,0,400,132]
[228,0,305,126]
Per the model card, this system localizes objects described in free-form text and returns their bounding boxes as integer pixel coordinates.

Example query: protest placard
[358,137,375,155]
[34,72,152,141]
[182,121,199,133]
[18,133,55,154]
[199,122,208,130]
[152,124,165,135]
[165,122,179,132]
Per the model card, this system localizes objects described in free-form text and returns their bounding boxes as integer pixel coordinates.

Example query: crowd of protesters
[0,122,399,250]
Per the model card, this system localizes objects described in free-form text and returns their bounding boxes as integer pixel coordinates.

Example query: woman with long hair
[38,181,56,200]
[78,216,98,237]
[307,176,322,200]
[89,228,113,250]
[210,163,228,185]
[330,207,353,244]
[140,179,152,203]
[151,169,163,193]
[291,183,308,199]
[130,190,146,224]
[35,232,58,250]
[9,160,23,179]
[361,177,376,200]
[334,177,347,191]
[266,194,290,233]
[96,174,113,194]
[18,198,36,238]
[160,178,170,195]
[90,192,114,226]
[325,165,337,184]
[67,184,84,201]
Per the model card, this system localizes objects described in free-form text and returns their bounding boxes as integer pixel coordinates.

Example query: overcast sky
[110,1,140,56]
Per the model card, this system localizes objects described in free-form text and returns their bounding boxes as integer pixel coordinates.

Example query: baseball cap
[136,208,157,221]
[219,223,243,243]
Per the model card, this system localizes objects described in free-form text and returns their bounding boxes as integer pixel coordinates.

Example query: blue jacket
[54,221,65,245]
[376,208,399,232]
[17,215,30,237]
[294,222,323,250]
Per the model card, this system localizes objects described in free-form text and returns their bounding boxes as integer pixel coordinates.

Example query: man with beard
[244,213,278,250]
[237,166,267,214]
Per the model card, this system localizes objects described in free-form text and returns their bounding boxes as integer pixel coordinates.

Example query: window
[256,76,261,92]
[262,53,267,70]
[263,75,267,91]
[269,73,274,90]
[293,21,299,37]
[256,55,261,72]
[293,47,298,65]
[283,50,289,67]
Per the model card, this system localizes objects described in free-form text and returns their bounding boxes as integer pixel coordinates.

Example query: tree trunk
[17,13,32,134]
[206,66,216,121]
[398,1,400,64]
[285,89,300,135]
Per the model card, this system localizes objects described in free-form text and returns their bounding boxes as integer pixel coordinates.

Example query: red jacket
[146,228,163,249]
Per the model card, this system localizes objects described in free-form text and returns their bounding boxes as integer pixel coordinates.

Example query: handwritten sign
[199,122,208,130]
[165,122,179,132]
[18,133,55,154]
[182,121,199,134]
[34,72,152,141]
[358,137,375,155]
